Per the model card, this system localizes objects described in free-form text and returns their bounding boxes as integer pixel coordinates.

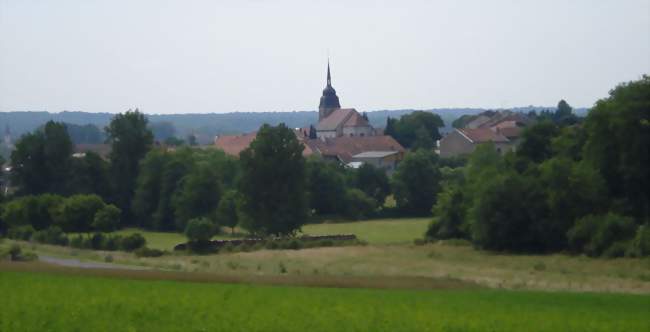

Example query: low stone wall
[174,234,357,251]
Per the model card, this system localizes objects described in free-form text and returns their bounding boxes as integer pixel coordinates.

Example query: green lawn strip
[1,271,648,332]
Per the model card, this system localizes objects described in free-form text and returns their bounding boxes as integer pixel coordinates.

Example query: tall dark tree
[239,123,308,236]
[10,121,73,195]
[392,150,442,215]
[215,190,240,234]
[67,152,111,200]
[516,120,559,164]
[172,163,222,230]
[105,109,153,222]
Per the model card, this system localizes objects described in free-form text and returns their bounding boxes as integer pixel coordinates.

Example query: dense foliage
[427,76,650,257]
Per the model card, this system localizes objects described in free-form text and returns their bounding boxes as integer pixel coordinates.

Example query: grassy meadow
[1,271,649,332]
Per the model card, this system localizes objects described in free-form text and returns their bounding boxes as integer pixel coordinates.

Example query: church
[314,63,376,139]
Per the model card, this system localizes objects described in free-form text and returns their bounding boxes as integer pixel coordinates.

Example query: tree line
[427,76,650,257]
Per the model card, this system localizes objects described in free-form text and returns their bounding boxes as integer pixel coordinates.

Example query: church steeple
[319,61,341,121]
[327,60,332,86]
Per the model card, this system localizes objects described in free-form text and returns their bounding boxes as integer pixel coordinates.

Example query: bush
[54,194,106,232]
[7,225,36,241]
[344,189,377,220]
[185,218,215,244]
[626,224,650,257]
[6,244,38,262]
[70,235,85,249]
[1,194,64,230]
[567,213,637,257]
[31,226,69,246]
[103,235,123,251]
[119,233,146,252]
[134,247,165,257]
[91,204,121,232]
[427,187,468,240]
[89,233,106,250]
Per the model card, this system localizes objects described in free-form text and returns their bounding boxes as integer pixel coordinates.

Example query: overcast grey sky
[1,0,649,114]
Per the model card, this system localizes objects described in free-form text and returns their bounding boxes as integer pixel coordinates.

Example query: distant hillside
[0,107,588,145]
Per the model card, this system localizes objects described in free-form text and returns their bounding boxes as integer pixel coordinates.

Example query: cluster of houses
[215,64,534,171]
[215,63,406,173]
[438,111,532,158]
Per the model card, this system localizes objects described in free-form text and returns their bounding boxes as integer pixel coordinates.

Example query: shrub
[567,213,637,257]
[602,241,630,258]
[70,235,85,248]
[54,194,106,232]
[31,226,69,246]
[626,225,650,257]
[103,235,123,251]
[1,194,64,230]
[428,187,468,240]
[7,225,36,241]
[6,244,38,262]
[185,218,215,244]
[89,233,106,250]
[91,204,121,232]
[134,247,165,257]
[344,188,377,220]
[119,233,146,252]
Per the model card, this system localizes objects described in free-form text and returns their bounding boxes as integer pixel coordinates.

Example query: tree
[471,172,549,252]
[132,149,167,229]
[185,217,216,245]
[354,163,390,206]
[427,186,468,240]
[105,110,153,222]
[172,163,222,230]
[384,111,444,149]
[64,123,104,144]
[554,100,578,126]
[92,204,121,232]
[516,120,559,164]
[392,150,442,215]
[1,194,64,230]
[239,123,308,236]
[215,190,239,234]
[10,121,73,195]
[306,158,346,215]
[67,152,111,200]
[582,75,650,221]
[411,126,435,151]
[308,125,317,139]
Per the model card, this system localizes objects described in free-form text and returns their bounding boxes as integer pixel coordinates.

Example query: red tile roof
[497,126,522,139]
[344,112,370,127]
[214,132,257,156]
[458,128,509,143]
[305,135,405,163]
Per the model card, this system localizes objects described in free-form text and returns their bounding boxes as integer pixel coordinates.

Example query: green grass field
[113,218,431,250]
[1,271,648,332]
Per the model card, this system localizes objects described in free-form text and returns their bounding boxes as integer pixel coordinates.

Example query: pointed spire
[327,59,332,86]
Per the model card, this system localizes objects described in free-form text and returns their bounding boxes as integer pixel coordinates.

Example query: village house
[438,111,533,157]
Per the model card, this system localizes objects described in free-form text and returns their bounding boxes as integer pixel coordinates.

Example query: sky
[0,0,649,114]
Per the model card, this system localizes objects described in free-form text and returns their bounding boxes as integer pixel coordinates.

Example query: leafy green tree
[471,172,549,252]
[306,158,346,215]
[411,126,435,151]
[385,111,444,149]
[132,149,167,228]
[567,213,637,257]
[10,121,73,195]
[153,154,192,230]
[538,158,608,249]
[215,190,239,234]
[239,123,308,236]
[54,194,106,232]
[172,163,222,230]
[516,120,559,164]
[92,204,121,232]
[354,163,390,206]
[392,150,442,215]
[185,217,216,244]
[105,110,153,222]
[582,75,650,221]
[554,99,578,126]
[68,152,111,200]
